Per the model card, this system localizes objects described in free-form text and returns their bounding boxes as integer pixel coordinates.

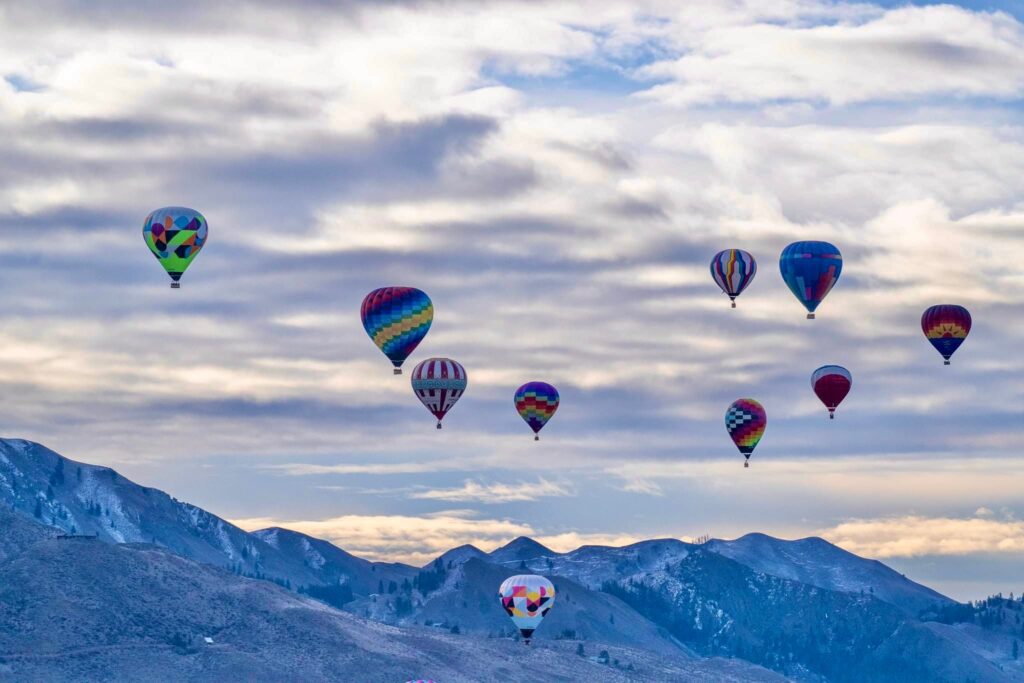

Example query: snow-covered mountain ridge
[3,438,1022,682]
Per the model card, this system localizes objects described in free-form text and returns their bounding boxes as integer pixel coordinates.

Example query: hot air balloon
[499,574,555,644]
[779,241,842,319]
[710,249,757,308]
[726,398,766,468]
[361,287,433,375]
[921,305,971,365]
[514,382,559,441]
[811,365,852,419]
[142,207,208,288]
[411,358,467,428]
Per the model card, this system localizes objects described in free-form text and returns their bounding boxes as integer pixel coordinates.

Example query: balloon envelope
[811,365,852,418]
[710,249,757,306]
[361,287,433,373]
[921,305,971,364]
[142,207,208,285]
[411,358,467,428]
[514,382,559,439]
[779,241,842,317]
[499,574,556,641]
[725,399,766,464]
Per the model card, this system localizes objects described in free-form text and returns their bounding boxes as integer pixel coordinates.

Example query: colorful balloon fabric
[498,574,556,643]
[921,305,971,365]
[142,207,208,288]
[779,241,842,319]
[811,365,852,419]
[361,287,434,374]
[710,249,757,308]
[725,398,766,468]
[514,382,559,440]
[411,358,467,428]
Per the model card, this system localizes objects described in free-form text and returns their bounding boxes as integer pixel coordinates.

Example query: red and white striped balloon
[411,357,468,428]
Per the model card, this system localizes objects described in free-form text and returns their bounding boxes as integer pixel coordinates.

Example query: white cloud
[639,6,1024,106]
[411,478,572,503]
[264,462,447,476]
[2,0,1024,589]
[820,513,1024,558]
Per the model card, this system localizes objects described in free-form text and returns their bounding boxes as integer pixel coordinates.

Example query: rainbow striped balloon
[514,381,560,440]
[921,304,971,365]
[725,398,767,468]
[361,287,433,374]
[411,357,467,429]
[710,249,757,308]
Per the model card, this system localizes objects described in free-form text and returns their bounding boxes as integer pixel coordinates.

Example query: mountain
[0,439,412,597]
[2,438,1021,682]
[417,538,1016,682]
[0,514,785,682]
[706,533,950,615]
[489,536,557,564]
[252,526,415,596]
[601,547,1012,682]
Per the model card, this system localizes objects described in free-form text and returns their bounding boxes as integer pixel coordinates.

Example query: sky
[1,0,1022,602]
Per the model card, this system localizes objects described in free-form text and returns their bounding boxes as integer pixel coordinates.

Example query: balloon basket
[393,368,402,375]
[829,411,835,420]
[436,422,442,430]
[170,282,180,289]
[943,360,951,366]
[806,313,815,319]
[744,461,749,468]
[730,301,736,309]
[534,435,539,441]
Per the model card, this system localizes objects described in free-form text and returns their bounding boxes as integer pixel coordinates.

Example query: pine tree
[378,580,384,594]
[576,643,585,657]
[49,459,65,487]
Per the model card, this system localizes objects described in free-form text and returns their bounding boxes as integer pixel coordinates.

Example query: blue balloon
[779,241,842,319]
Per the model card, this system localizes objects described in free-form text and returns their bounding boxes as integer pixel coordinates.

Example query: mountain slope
[706,533,950,614]
[0,520,784,682]
[0,506,58,562]
[602,547,1012,683]
[0,439,412,596]
[252,526,415,596]
[411,557,684,655]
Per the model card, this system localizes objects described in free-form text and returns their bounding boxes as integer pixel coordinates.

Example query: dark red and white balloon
[811,365,851,420]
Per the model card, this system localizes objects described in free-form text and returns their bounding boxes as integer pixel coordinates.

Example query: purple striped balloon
[710,249,757,308]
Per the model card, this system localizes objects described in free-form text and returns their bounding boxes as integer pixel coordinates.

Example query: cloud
[264,462,446,476]
[820,513,1024,558]
[639,5,1024,106]
[410,478,572,503]
[2,0,1024,600]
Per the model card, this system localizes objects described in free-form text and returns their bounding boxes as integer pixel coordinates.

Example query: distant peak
[490,536,556,560]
